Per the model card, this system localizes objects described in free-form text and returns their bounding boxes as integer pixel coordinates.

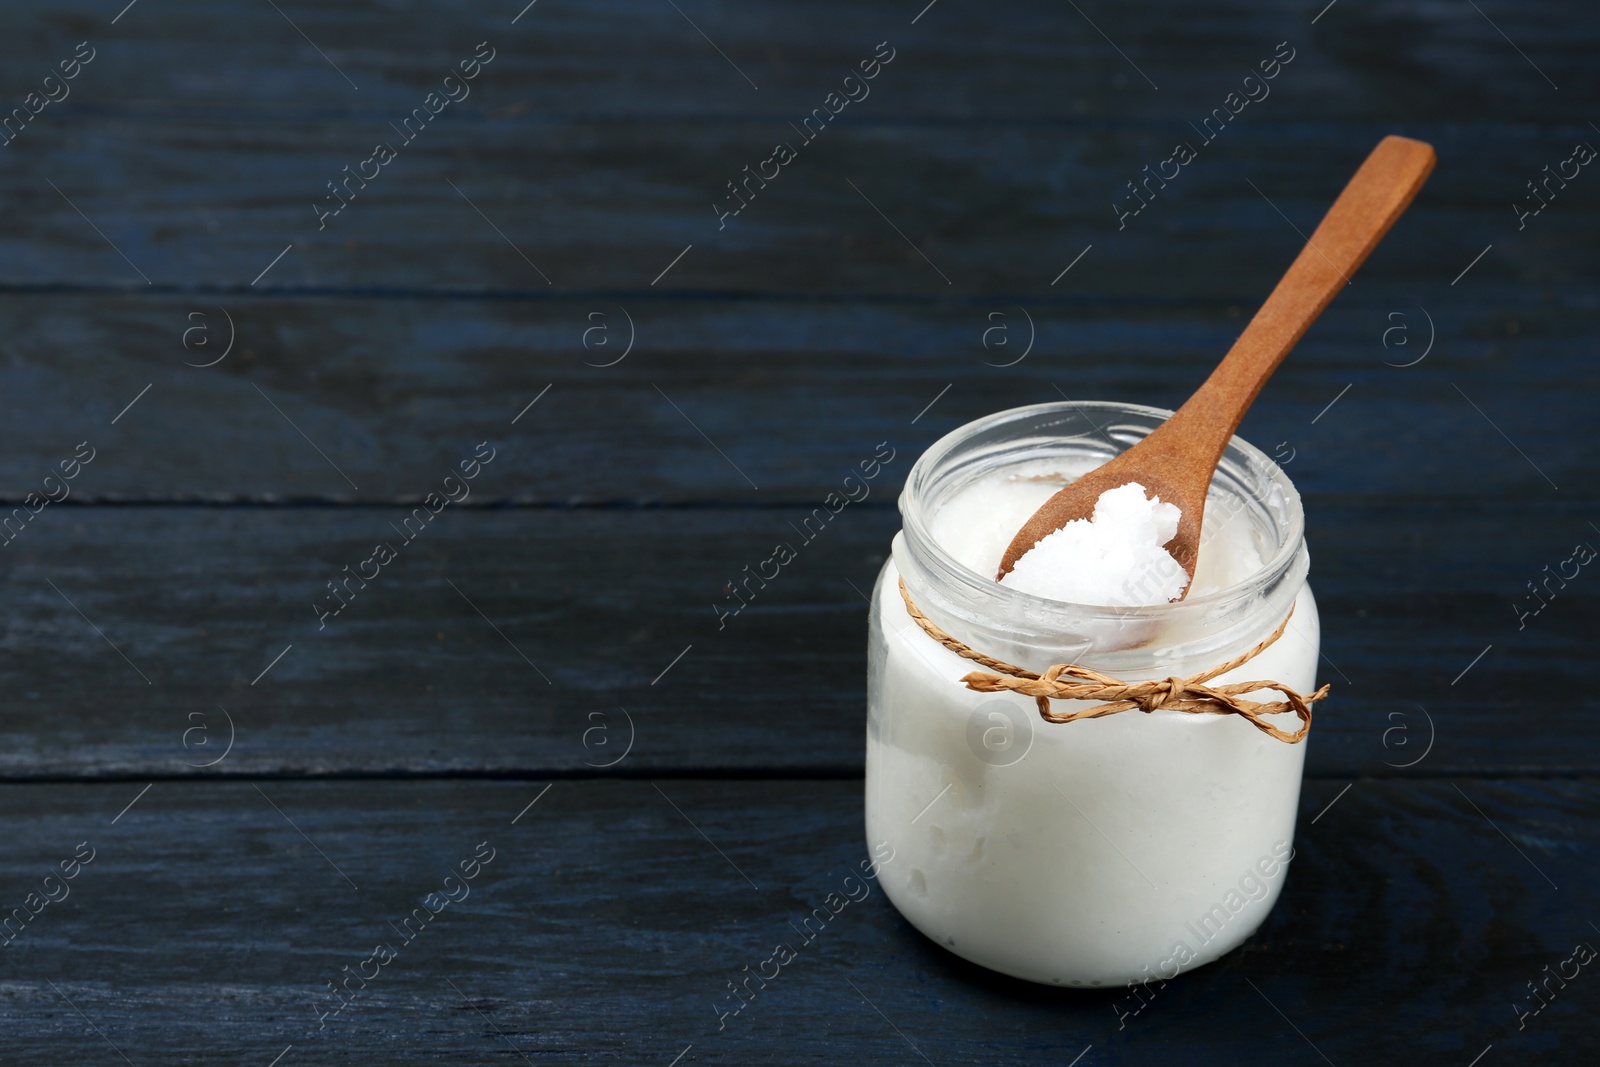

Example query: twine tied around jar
[898,579,1328,744]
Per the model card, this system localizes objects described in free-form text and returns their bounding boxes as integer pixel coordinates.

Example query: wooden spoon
[996,134,1436,588]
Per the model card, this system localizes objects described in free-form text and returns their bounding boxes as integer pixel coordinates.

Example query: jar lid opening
[896,401,1308,663]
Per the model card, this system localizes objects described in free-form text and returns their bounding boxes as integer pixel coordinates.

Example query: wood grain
[0,292,1591,502]
[1,118,1591,296]
[0,777,1592,1063]
[3,0,1594,124]
[0,0,1593,1060]
[0,501,1591,779]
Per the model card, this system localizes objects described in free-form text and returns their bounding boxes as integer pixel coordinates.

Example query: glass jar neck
[893,401,1308,678]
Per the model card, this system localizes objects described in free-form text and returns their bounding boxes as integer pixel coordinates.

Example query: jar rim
[897,400,1306,634]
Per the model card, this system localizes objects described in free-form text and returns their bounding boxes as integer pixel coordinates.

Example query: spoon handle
[1156,136,1437,470]
[996,135,1435,583]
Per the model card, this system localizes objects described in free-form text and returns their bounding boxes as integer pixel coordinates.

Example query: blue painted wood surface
[0,0,1593,1062]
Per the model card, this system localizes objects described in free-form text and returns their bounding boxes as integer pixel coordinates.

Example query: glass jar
[865,401,1318,987]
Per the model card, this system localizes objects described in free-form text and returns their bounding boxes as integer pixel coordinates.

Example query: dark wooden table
[1,1,1595,1062]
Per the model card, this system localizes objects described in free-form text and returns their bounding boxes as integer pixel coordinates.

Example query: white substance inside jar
[867,455,1318,986]
[929,459,1263,601]
[1001,481,1188,605]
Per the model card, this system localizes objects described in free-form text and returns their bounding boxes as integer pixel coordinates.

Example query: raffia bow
[899,578,1328,743]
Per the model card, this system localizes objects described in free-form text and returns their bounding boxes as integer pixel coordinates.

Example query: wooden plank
[0,776,1593,1061]
[4,112,1593,296]
[0,291,1591,501]
[1,0,1594,299]
[3,0,1592,124]
[0,501,1592,779]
